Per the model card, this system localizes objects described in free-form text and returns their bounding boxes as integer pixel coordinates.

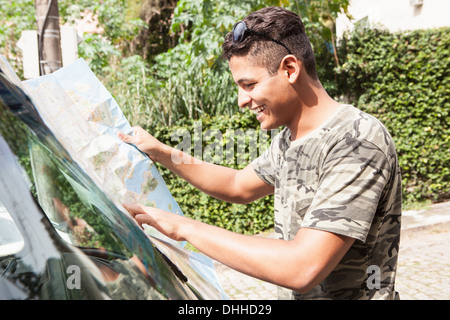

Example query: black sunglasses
[232,21,292,54]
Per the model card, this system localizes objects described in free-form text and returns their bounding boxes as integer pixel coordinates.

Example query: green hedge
[336,27,449,206]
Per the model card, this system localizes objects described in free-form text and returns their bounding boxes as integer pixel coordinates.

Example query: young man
[119,7,402,299]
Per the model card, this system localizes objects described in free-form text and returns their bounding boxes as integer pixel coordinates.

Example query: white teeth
[252,106,265,114]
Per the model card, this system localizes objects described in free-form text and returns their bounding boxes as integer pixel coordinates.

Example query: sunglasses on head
[232,21,292,54]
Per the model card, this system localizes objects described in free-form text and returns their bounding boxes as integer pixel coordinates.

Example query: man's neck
[288,80,341,141]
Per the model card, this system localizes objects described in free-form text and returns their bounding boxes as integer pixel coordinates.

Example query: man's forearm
[152,144,244,203]
[177,214,352,294]
[143,207,308,291]
[119,128,272,203]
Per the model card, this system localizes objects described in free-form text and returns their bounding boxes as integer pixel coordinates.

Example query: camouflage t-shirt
[253,104,402,300]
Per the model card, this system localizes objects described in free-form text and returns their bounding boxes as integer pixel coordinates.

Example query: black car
[0,63,225,300]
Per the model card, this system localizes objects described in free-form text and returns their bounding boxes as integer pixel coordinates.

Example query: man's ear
[280,55,301,84]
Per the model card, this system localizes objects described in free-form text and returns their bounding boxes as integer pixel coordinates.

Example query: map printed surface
[22,59,183,220]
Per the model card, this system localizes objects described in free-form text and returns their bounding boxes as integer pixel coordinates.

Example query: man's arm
[118,127,273,204]
[124,203,355,294]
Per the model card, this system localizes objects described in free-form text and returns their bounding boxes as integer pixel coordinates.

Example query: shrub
[336,27,450,206]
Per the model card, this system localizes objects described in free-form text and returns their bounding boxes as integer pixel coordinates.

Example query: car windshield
[0,67,223,299]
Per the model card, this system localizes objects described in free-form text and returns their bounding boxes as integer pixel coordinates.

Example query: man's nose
[238,88,251,109]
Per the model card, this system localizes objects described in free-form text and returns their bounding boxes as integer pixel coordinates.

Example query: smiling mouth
[251,105,265,115]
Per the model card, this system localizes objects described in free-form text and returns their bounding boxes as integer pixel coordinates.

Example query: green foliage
[287,0,350,96]
[78,33,122,75]
[95,0,147,46]
[336,27,450,205]
[0,0,36,77]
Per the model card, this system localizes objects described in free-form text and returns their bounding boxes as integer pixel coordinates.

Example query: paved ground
[214,201,450,300]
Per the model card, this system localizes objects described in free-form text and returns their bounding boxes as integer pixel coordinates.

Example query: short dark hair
[222,7,317,79]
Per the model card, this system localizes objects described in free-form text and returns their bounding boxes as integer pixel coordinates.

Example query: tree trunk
[35,0,62,75]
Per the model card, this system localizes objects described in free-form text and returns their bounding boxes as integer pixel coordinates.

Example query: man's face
[229,55,297,130]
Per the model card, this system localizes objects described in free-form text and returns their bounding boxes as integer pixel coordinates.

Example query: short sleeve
[252,136,279,187]
[301,136,391,243]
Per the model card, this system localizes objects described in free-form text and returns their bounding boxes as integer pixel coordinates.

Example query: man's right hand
[118,126,165,162]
